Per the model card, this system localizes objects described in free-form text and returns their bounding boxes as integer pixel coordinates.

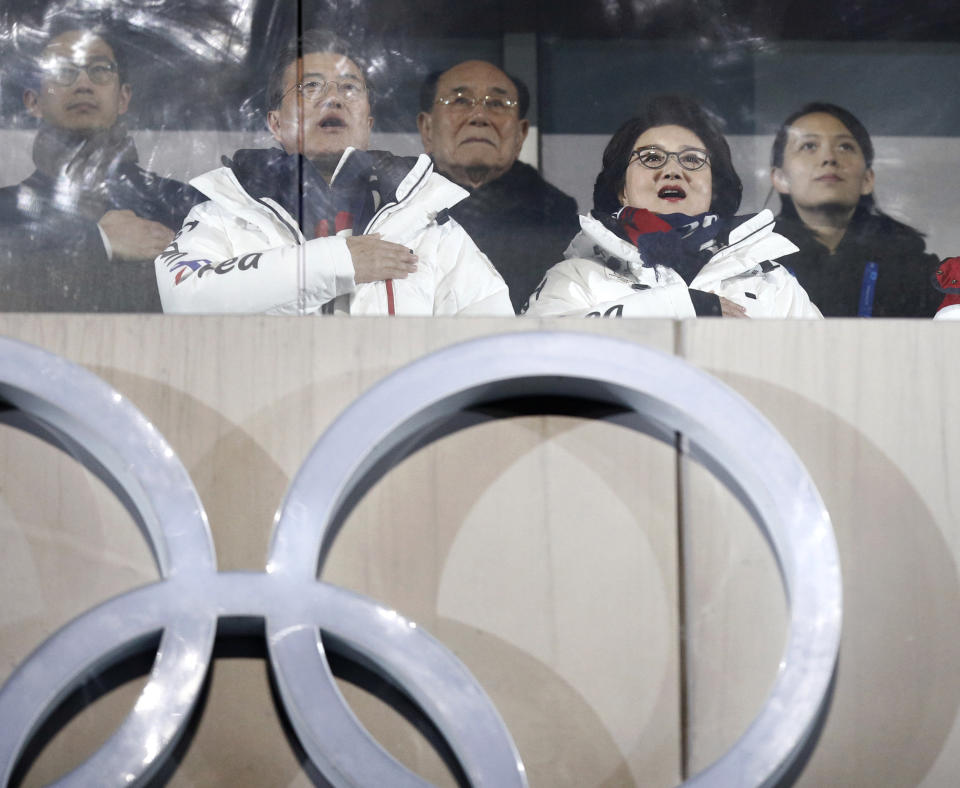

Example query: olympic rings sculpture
[0,331,841,787]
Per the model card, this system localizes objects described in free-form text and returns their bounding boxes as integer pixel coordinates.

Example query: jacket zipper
[362,161,432,234]
[362,160,432,316]
[252,159,434,317]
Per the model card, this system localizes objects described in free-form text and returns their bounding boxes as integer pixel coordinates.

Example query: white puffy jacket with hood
[155,147,512,316]
[524,209,821,319]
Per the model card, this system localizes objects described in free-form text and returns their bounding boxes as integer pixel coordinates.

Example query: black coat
[0,165,200,312]
[774,209,941,318]
[445,161,580,313]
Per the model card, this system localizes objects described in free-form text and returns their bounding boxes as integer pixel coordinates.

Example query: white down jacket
[155,148,512,316]
[524,210,821,319]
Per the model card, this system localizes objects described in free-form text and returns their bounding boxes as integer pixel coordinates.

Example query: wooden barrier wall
[0,315,957,787]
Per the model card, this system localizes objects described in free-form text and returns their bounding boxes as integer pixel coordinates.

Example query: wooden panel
[13,316,958,787]
[680,320,960,786]
[0,315,681,788]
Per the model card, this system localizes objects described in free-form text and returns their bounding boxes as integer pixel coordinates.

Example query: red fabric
[335,211,353,234]
[385,279,396,315]
[314,212,354,238]
[935,257,960,314]
[617,207,673,246]
[935,258,960,292]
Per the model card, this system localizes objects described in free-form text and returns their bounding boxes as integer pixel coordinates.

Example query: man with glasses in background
[418,61,579,312]
[156,29,510,316]
[0,24,199,311]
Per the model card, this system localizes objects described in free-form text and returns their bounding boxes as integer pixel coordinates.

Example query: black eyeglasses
[630,146,710,171]
[279,78,366,104]
[434,91,519,114]
[42,59,119,86]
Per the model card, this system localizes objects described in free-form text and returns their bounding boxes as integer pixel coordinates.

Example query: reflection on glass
[0,1,954,318]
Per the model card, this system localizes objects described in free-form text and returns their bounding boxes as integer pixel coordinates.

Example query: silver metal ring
[270,331,841,787]
[0,331,840,787]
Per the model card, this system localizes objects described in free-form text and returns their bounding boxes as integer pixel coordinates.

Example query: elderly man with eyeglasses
[156,30,511,316]
[0,25,200,311]
[418,60,579,313]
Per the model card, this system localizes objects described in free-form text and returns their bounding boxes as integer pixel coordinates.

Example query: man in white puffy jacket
[155,29,511,316]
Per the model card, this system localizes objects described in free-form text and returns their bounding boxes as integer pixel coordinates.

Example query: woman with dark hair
[525,95,819,318]
[770,102,941,317]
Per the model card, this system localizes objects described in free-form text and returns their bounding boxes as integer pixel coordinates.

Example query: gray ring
[0,336,216,785]
[270,330,841,787]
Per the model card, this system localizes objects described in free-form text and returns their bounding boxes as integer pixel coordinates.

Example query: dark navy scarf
[616,207,728,285]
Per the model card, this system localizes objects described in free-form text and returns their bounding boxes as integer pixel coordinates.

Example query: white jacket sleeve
[524,259,697,318]
[771,272,823,318]
[155,200,356,314]
[429,220,513,316]
[713,265,823,319]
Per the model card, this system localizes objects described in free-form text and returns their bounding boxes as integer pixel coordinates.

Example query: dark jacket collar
[225,148,420,233]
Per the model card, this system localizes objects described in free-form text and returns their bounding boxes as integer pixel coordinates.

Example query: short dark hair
[267,29,370,112]
[771,102,876,219]
[593,95,742,218]
[26,23,129,89]
[419,63,530,119]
